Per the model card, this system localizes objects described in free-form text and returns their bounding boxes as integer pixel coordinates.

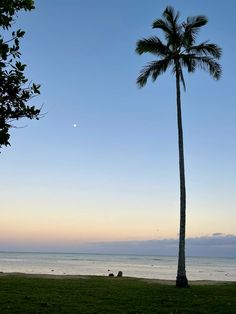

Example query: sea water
[0,252,235,281]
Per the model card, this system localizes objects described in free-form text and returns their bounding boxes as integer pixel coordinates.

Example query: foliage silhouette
[0,0,41,149]
[136,6,222,287]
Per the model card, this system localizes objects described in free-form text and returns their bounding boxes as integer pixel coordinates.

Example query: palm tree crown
[136,6,222,89]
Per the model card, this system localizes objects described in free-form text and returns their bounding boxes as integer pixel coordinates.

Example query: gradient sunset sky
[0,0,235,252]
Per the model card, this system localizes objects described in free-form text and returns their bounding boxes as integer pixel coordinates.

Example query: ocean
[0,252,235,281]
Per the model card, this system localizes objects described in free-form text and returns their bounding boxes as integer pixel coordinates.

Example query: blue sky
[0,0,235,254]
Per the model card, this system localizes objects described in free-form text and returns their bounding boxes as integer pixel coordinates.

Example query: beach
[0,271,234,285]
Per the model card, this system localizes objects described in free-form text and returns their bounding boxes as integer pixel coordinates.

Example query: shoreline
[0,272,235,285]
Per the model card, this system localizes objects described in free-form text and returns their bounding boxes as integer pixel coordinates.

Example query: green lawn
[0,275,235,313]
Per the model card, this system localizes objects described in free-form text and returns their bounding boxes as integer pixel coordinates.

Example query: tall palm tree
[135,6,222,288]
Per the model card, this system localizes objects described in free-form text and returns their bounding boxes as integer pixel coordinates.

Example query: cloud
[212,232,224,237]
[73,234,236,257]
[1,234,235,257]
[185,234,236,257]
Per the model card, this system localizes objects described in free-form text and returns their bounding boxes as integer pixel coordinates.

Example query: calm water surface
[0,252,235,281]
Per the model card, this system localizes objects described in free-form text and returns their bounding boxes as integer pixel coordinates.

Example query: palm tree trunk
[175,68,189,288]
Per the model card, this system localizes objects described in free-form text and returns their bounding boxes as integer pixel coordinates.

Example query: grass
[0,275,235,313]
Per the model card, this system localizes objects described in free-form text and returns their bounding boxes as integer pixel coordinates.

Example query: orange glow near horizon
[1,182,235,247]
[0,202,235,246]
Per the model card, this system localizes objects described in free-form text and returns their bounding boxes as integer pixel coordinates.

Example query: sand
[0,272,234,285]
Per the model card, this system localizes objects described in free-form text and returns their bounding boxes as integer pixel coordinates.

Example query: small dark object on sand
[108,273,114,277]
[117,271,123,277]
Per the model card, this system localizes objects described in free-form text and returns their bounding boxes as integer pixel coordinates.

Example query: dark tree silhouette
[135,6,222,287]
[0,0,41,149]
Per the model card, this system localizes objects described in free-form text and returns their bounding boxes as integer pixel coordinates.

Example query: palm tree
[135,6,221,288]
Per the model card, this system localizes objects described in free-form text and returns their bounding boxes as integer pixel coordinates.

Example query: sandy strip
[0,272,235,285]
[140,278,235,285]
[0,272,91,280]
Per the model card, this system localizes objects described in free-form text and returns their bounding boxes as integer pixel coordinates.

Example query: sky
[0,0,235,256]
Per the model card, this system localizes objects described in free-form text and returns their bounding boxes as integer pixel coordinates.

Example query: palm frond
[182,15,208,47]
[152,18,172,36]
[163,6,180,24]
[186,15,208,29]
[188,42,222,59]
[180,54,197,73]
[135,37,169,57]
[190,56,222,79]
[153,7,182,48]
[136,58,171,88]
